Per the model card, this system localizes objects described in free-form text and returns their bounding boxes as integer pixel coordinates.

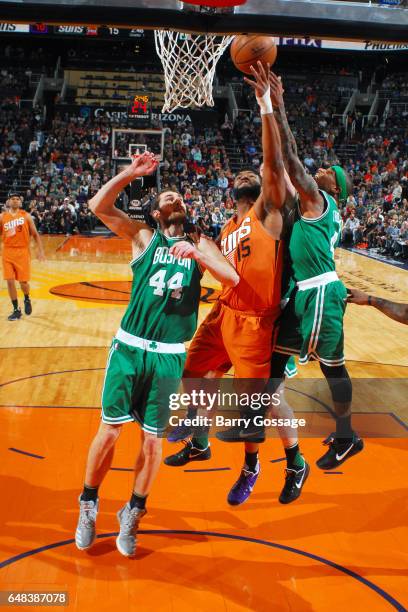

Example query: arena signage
[151,112,192,123]
[58,105,218,127]
[0,23,30,32]
[277,37,408,51]
[151,110,218,126]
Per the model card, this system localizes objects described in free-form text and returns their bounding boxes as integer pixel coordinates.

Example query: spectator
[342,211,360,245]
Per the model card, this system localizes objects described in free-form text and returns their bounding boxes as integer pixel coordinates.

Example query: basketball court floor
[0,236,407,611]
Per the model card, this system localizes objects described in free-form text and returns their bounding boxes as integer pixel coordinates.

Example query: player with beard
[75,152,239,557]
[164,63,307,507]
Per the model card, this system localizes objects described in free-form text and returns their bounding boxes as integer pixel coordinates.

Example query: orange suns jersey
[219,206,283,316]
[1,210,31,249]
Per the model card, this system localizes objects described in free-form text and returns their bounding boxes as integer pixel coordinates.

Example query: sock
[186,406,197,419]
[12,299,18,310]
[335,414,353,443]
[245,451,258,472]
[129,492,147,510]
[24,294,30,301]
[284,444,305,470]
[80,485,99,502]
[191,435,209,450]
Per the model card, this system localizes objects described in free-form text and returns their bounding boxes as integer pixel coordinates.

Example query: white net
[154,30,234,113]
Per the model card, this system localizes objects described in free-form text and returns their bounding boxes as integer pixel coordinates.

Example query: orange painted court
[1,236,407,611]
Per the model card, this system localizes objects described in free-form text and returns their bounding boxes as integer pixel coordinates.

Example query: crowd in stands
[1,63,408,264]
[0,100,44,193]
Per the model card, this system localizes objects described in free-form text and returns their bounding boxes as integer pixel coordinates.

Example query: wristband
[256,87,273,115]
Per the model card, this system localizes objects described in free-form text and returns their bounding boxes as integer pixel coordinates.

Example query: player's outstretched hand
[244,60,271,100]
[269,72,284,108]
[37,252,46,262]
[169,241,200,261]
[125,152,158,180]
[347,287,369,305]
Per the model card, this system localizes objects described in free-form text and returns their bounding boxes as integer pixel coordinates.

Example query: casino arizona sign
[93,108,193,123]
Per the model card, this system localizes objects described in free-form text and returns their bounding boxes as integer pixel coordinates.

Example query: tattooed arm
[347,288,408,325]
[269,72,323,218]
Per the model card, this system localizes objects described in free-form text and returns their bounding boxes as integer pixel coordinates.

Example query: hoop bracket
[181,0,246,7]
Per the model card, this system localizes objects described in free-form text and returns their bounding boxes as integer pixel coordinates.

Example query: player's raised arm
[245,61,286,212]
[269,72,320,210]
[88,152,158,242]
[169,236,239,287]
[27,213,46,261]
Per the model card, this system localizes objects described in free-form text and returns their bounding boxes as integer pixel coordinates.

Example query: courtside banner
[156,378,408,439]
[0,25,407,51]
[276,37,408,51]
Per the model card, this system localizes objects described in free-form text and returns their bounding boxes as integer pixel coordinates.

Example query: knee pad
[320,363,352,404]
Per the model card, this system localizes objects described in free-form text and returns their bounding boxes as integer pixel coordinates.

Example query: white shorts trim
[297,271,339,291]
[115,328,186,354]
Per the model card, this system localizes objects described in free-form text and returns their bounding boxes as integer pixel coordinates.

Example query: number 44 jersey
[120,231,202,343]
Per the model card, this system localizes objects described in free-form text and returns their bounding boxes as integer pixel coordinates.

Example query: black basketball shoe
[164,440,211,467]
[316,432,364,470]
[279,461,310,504]
[24,297,32,315]
[8,308,22,321]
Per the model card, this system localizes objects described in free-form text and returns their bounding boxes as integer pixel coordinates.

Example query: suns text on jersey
[221,217,251,257]
[4,217,25,231]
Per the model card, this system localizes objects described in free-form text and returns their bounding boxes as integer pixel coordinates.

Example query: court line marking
[286,385,336,418]
[110,467,133,472]
[0,530,405,611]
[0,347,109,349]
[8,448,45,459]
[55,237,71,252]
[390,413,408,432]
[0,405,99,409]
[184,467,231,473]
[80,281,131,295]
[0,371,406,434]
[0,369,103,388]
[1,347,407,369]
[49,289,128,302]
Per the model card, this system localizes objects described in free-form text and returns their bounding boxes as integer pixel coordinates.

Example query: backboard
[112,129,164,162]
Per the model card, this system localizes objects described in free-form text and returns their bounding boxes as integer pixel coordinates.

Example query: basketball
[230,35,277,75]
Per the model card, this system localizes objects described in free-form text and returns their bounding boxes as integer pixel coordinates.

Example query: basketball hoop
[154,30,234,113]
[154,0,246,112]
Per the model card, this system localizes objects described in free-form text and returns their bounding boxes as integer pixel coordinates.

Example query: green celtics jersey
[289,190,342,282]
[120,231,202,343]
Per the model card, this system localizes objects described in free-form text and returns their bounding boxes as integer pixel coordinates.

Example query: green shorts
[101,337,186,435]
[275,280,347,367]
[284,356,298,378]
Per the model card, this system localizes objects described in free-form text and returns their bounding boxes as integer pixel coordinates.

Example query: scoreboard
[128,95,151,122]
[0,23,145,39]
